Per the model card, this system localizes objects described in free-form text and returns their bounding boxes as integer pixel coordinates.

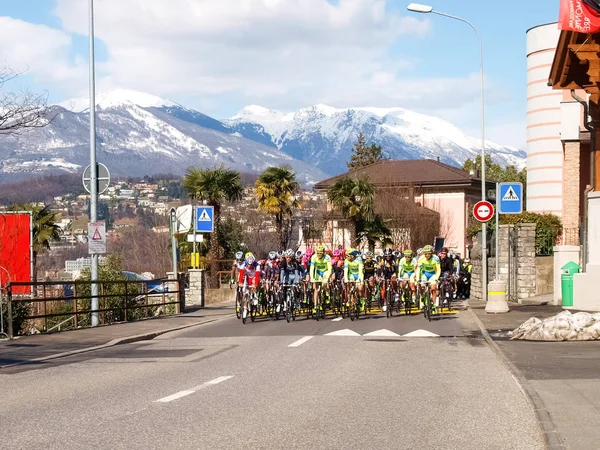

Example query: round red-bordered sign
[473,200,494,222]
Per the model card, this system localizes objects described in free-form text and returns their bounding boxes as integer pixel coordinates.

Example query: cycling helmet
[417,248,423,255]
[245,252,253,259]
[333,249,341,257]
[347,248,360,257]
[246,254,256,264]
[306,247,314,257]
[295,250,304,258]
[365,251,374,259]
[383,248,393,257]
[277,250,284,257]
[316,244,325,253]
[464,258,470,263]
[268,251,277,260]
[235,251,243,261]
[403,249,413,257]
[285,249,294,257]
[392,251,401,258]
[423,245,433,253]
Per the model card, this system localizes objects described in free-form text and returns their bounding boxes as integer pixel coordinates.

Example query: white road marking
[363,329,401,337]
[155,390,195,403]
[332,317,343,322]
[154,376,234,403]
[325,328,361,336]
[288,336,314,347]
[402,329,440,337]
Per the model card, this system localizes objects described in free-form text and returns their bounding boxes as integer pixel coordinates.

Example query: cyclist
[343,248,364,309]
[416,245,441,311]
[377,248,397,312]
[279,249,301,309]
[362,251,377,304]
[241,253,261,319]
[331,249,344,282]
[309,244,332,314]
[398,249,417,303]
[231,251,245,286]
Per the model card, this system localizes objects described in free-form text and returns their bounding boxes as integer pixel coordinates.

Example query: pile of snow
[509,310,600,341]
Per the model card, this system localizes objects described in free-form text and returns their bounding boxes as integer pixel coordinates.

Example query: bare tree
[111,227,173,277]
[0,66,50,134]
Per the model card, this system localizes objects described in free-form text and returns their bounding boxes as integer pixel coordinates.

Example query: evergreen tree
[347,133,387,170]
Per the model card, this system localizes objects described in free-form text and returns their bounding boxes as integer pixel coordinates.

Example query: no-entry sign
[473,201,494,222]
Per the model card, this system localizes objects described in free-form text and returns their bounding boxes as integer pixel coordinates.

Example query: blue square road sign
[498,182,523,214]
[195,206,214,233]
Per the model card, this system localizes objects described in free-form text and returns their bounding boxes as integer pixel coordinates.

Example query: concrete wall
[421,191,466,255]
[535,256,554,296]
[205,288,234,306]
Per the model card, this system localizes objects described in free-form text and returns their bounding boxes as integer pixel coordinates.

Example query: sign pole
[170,208,178,276]
[192,206,197,269]
[495,182,499,280]
[88,0,99,327]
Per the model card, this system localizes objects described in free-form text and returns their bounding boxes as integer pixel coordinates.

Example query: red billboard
[0,213,32,294]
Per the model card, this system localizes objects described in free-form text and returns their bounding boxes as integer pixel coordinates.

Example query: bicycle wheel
[386,289,392,318]
[426,293,432,322]
[250,295,257,322]
[242,293,248,324]
[285,290,292,323]
[403,288,412,316]
[236,289,242,319]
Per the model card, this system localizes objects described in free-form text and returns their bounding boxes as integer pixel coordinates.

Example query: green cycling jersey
[417,255,441,281]
[344,258,364,283]
[398,257,417,275]
[310,254,332,281]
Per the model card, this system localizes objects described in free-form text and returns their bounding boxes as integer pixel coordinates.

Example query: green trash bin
[561,261,581,307]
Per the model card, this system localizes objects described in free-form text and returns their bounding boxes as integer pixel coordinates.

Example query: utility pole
[89,0,99,326]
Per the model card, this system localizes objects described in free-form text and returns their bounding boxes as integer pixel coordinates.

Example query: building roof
[314,159,493,190]
[549,30,600,95]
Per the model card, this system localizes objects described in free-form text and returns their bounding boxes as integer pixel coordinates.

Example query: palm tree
[255,166,301,250]
[327,176,375,246]
[357,214,392,252]
[182,165,243,287]
[8,203,62,283]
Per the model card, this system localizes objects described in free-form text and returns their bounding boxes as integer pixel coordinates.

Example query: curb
[0,313,235,370]
[467,308,565,450]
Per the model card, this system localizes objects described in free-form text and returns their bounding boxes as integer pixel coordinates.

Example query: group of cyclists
[231,244,472,324]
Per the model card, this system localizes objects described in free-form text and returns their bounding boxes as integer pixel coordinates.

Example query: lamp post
[407,3,488,305]
[89,0,99,326]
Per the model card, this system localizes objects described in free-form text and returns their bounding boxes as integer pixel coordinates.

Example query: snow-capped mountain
[224,104,526,175]
[0,89,525,184]
[0,90,327,185]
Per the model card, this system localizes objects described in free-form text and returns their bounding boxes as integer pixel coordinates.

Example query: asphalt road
[0,308,545,450]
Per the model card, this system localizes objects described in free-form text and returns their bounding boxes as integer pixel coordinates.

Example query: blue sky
[0,0,561,148]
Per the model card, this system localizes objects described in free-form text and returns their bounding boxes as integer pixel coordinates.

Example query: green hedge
[467,212,562,254]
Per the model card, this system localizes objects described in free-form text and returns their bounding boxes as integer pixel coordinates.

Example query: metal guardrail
[5,275,186,338]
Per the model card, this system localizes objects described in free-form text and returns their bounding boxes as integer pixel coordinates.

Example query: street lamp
[407,3,491,308]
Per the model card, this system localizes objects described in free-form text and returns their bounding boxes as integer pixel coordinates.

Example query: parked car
[63,272,166,298]
[122,271,167,293]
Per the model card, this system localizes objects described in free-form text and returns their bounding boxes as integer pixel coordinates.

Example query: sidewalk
[0,302,234,369]
[469,299,600,450]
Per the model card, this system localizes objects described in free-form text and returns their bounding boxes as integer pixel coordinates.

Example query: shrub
[467,212,562,253]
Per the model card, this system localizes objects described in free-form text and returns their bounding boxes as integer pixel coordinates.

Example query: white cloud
[51,0,432,101]
[0,17,87,93]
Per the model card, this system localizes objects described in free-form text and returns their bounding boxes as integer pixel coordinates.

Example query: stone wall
[535,256,554,296]
[471,223,554,303]
[186,269,205,307]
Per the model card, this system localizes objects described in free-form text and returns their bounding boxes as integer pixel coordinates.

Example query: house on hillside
[313,159,495,256]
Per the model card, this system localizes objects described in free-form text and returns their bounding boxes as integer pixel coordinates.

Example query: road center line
[155,390,195,403]
[288,336,314,347]
[154,376,235,403]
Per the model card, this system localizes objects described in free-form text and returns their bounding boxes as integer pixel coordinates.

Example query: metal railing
[5,276,186,338]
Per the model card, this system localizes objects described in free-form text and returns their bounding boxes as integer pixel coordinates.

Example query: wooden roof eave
[549,30,577,89]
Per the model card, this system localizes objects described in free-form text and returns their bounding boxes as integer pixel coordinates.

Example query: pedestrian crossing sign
[498,182,523,214]
[195,206,214,232]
